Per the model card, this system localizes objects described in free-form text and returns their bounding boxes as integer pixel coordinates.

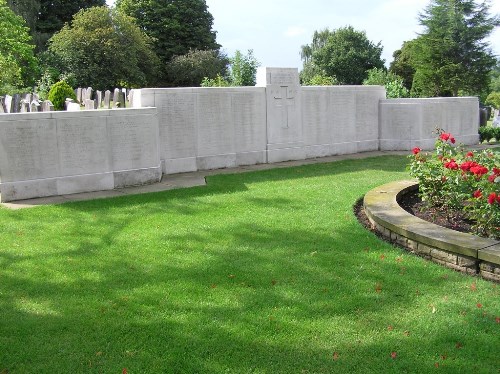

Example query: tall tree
[301,26,385,85]
[6,0,39,31]
[0,0,38,92]
[414,0,500,97]
[48,6,159,90]
[116,0,220,85]
[36,0,105,51]
[229,49,260,86]
[7,0,105,52]
[389,40,419,91]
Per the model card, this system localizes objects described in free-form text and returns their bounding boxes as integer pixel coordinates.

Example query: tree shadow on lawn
[1,154,498,372]
[1,218,497,372]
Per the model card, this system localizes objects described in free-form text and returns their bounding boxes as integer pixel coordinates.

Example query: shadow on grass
[1,154,498,372]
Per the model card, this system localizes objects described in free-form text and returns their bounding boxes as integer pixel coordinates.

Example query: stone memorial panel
[0,119,59,182]
[109,114,159,170]
[157,90,197,160]
[56,117,110,175]
[197,92,233,157]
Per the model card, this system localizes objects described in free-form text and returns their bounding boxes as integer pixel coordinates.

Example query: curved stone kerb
[363,180,500,263]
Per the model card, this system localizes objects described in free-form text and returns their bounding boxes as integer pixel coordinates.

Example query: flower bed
[408,129,500,239]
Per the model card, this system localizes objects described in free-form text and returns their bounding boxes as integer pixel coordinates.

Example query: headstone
[128,89,135,108]
[493,110,500,128]
[113,88,120,106]
[41,100,54,112]
[30,100,41,112]
[4,95,13,113]
[32,93,39,102]
[86,87,93,101]
[66,102,81,111]
[23,93,32,104]
[20,99,30,112]
[76,88,83,103]
[84,99,95,110]
[11,94,21,113]
[113,90,125,108]
[104,90,111,109]
[479,107,488,127]
[0,96,6,113]
[96,90,102,109]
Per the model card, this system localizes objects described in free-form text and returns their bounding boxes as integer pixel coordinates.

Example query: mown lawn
[0,155,498,373]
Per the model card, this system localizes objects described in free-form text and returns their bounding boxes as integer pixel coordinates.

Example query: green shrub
[47,80,76,110]
[479,126,500,143]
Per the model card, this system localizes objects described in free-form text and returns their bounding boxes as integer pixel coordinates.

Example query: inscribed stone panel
[109,114,159,170]
[56,117,110,176]
[302,88,331,146]
[0,119,59,182]
[156,91,197,160]
[197,92,233,156]
[330,88,356,143]
[232,90,266,153]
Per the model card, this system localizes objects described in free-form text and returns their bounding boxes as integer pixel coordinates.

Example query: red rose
[488,192,497,205]
[489,175,496,183]
[440,133,450,141]
[444,159,458,170]
[466,151,474,158]
[493,168,500,175]
[470,165,488,176]
[412,147,421,155]
[450,137,456,144]
[473,190,482,199]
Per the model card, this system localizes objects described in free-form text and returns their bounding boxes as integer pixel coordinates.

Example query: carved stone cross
[274,86,295,129]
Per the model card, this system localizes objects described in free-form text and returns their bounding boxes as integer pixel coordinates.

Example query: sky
[107,0,500,70]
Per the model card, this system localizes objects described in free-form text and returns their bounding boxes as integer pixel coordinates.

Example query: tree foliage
[414,0,500,97]
[485,92,500,108]
[7,0,105,52]
[0,0,38,92]
[48,6,159,90]
[228,49,260,86]
[116,0,219,85]
[389,40,419,91]
[490,60,500,92]
[363,68,409,98]
[165,49,228,87]
[301,26,384,85]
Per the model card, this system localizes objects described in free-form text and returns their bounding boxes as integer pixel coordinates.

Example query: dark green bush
[479,126,500,143]
[47,81,77,111]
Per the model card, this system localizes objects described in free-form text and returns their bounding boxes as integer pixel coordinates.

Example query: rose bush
[408,129,500,238]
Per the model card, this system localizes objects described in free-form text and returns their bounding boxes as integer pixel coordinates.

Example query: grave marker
[104,90,111,109]
[0,96,6,113]
[4,95,13,113]
[42,100,54,112]
[20,99,30,112]
[30,100,41,112]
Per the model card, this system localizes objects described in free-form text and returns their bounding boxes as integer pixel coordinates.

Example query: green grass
[1,155,499,373]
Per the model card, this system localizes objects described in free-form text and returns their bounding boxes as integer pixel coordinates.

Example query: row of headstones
[0,93,54,114]
[72,87,134,111]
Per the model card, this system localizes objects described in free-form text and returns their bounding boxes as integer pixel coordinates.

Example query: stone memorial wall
[0,68,480,202]
[0,108,160,202]
[379,97,479,150]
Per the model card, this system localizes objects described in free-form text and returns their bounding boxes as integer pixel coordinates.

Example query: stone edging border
[363,180,500,282]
